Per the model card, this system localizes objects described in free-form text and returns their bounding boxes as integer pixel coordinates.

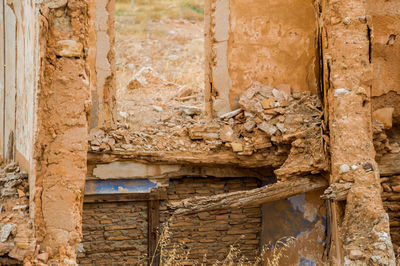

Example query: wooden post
[0,0,4,159]
[4,2,16,160]
[131,0,134,8]
[148,200,160,266]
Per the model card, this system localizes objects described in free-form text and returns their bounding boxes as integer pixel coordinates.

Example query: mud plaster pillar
[33,0,90,263]
[323,0,395,264]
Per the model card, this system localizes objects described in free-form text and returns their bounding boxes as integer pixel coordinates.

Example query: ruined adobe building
[1,0,400,265]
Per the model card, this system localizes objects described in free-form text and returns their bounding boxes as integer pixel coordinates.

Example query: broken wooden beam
[321,182,353,202]
[169,175,328,215]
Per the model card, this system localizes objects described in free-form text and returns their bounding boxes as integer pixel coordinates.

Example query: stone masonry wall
[78,177,261,265]
[78,201,148,265]
[160,177,262,264]
[381,176,400,254]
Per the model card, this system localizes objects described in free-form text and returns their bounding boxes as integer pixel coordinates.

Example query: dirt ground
[115,0,205,131]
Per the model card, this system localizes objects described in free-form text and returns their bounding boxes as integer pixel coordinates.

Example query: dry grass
[116,0,204,37]
[150,220,296,266]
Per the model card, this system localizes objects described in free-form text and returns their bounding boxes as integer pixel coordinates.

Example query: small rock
[339,164,350,174]
[261,98,275,109]
[12,205,28,211]
[334,88,350,97]
[348,249,364,260]
[272,88,289,101]
[244,112,254,118]
[231,143,243,152]
[363,162,374,172]
[220,125,234,142]
[152,105,163,112]
[254,117,263,124]
[17,189,25,198]
[343,17,351,25]
[91,139,101,146]
[258,122,277,136]
[37,252,49,263]
[276,122,286,133]
[243,119,256,132]
[55,40,83,58]
[1,224,15,242]
[179,105,202,116]
[99,142,109,151]
[219,109,242,120]
[91,146,100,152]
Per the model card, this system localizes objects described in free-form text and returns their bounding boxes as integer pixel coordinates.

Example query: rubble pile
[0,162,35,265]
[90,82,327,179]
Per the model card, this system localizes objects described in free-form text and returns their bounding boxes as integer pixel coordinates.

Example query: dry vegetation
[115,0,205,129]
[150,221,296,266]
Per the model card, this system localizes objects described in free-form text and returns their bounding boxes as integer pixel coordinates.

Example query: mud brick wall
[78,201,148,265]
[381,176,400,254]
[160,177,262,264]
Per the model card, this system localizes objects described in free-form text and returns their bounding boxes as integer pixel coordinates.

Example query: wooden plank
[83,191,167,203]
[88,150,287,169]
[0,0,4,158]
[148,200,160,266]
[169,175,328,215]
[4,3,16,160]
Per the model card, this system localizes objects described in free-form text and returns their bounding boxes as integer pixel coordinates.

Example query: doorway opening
[115,0,205,133]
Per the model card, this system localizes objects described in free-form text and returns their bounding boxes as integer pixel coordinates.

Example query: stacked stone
[159,177,262,264]
[0,162,35,264]
[78,201,148,265]
[381,176,400,254]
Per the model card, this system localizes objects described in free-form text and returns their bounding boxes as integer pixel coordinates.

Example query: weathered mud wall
[0,0,38,172]
[323,0,395,264]
[209,0,319,115]
[32,0,90,263]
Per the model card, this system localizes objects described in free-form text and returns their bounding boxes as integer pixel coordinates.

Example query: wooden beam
[4,3,16,160]
[83,191,167,203]
[0,0,4,159]
[148,200,160,266]
[168,176,328,215]
[88,150,287,169]
[321,182,353,202]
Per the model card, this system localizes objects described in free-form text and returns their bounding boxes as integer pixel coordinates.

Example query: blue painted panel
[85,179,157,195]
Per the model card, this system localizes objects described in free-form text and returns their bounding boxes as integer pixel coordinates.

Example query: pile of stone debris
[89,82,327,178]
[0,162,36,265]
